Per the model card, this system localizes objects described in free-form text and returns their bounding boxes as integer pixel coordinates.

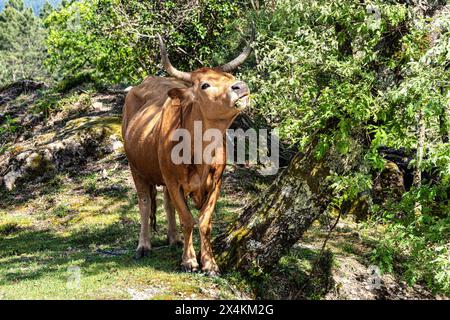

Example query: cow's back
[122,77,188,135]
[122,76,189,185]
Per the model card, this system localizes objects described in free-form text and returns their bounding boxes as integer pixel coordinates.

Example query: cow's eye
[201,83,211,90]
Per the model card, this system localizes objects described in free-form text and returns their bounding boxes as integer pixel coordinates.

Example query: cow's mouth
[234,94,250,109]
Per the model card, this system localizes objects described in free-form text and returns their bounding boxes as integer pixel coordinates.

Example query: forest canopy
[0,0,449,297]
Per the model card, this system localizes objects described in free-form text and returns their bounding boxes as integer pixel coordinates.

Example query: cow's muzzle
[232,81,249,95]
[231,81,250,109]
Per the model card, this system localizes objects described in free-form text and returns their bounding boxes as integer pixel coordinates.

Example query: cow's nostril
[232,85,241,91]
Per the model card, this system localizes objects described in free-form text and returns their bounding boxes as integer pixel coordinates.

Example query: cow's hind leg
[165,184,198,272]
[163,187,182,246]
[131,167,152,259]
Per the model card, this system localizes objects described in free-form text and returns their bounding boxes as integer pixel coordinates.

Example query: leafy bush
[44,0,246,84]
[371,189,450,295]
[235,0,449,294]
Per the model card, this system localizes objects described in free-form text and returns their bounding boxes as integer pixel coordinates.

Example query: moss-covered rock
[1,91,124,190]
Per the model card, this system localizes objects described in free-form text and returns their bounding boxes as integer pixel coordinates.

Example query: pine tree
[0,0,49,86]
[39,1,53,19]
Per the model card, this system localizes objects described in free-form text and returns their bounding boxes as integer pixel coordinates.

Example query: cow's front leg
[131,167,153,259]
[199,178,223,276]
[136,192,152,258]
[166,184,198,272]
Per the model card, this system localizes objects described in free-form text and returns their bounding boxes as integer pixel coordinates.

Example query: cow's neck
[177,102,237,208]
[183,102,236,177]
[185,102,236,134]
[183,102,236,142]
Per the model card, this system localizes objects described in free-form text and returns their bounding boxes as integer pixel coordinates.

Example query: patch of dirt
[263,219,445,300]
[126,286,168,300]
[325,248,437,300]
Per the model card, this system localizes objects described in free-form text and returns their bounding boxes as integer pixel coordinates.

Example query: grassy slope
[0,147,259,300]
[0,169,248,299]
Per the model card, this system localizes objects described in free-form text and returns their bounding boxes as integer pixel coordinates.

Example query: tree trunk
[214,137,364,274]
[413,106,425,216]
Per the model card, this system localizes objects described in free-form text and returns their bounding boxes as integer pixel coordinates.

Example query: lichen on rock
[1,88,125,191]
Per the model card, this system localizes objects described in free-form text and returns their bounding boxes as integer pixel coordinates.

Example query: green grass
[0,168,247,300]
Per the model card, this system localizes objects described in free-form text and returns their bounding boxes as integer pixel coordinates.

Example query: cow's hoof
[201,258,220,276]
[204,269,220,277]
[181,261,199,273]
[202,265,220,277]
[135,246,151,259]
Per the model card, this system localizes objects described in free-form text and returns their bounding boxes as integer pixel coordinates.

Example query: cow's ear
[168,88,186,99]
[168,88,193,105]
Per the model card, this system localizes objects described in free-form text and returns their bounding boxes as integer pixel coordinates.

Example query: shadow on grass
[1,190,186,285]
[0,165,250,295]
[0,173,66,210]
[0,218,184,287]
[0,164,131,212]
[0,196,247,296]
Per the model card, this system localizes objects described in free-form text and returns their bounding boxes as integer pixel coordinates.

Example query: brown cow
[121,35,251,275]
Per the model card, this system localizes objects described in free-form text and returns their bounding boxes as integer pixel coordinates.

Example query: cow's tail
[151,211,157,232]
[150,186,157,232]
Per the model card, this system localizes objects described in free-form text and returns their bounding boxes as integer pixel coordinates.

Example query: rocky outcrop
[1,84,125,191]
[0,80,47,106]
[1,115,123,190]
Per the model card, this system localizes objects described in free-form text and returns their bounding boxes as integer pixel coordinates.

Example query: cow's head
[158,34,251,120]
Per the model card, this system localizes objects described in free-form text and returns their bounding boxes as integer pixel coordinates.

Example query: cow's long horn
[157,34,192,82]
[220,24,255,72]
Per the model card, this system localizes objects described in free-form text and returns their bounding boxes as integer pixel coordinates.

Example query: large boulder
[373,161,406,205]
